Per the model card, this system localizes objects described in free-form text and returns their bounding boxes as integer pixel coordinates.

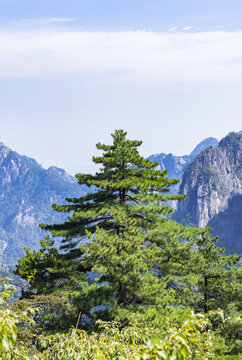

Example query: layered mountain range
[0,132,241,265]
[0,143,87,265]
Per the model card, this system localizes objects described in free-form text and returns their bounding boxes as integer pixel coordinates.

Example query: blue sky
[0,1,242,174]
[1,0,242,30]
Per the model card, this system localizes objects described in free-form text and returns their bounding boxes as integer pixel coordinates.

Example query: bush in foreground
[1,280,241,359]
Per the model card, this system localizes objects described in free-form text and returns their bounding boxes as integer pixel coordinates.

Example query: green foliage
[14,130,242,359]
[11,294,76,347]
[16,130,207,325]
[39,129,190,246]
[37,313,215,359]
[1,279,232,360]
[207,311,242,359]
[0,281,18,352]
[0,280,39,359]
[15,236,87,297]
[0,266,25,301]
[181,232,241,312]
[140,312,215,360]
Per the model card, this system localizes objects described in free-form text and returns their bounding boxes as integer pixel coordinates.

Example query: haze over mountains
[0,132,241,266]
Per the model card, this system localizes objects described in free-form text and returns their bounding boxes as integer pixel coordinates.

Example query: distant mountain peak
[0,142,86,265]
[21,155,43,169]
[47,166,76,183]
[189,137,218,158]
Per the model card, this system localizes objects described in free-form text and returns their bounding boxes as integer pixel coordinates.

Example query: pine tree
[15,236,87,297]
[16,130,207,325]
[182,231,241,314]
[40,130,189,251]
[179,231,242,343]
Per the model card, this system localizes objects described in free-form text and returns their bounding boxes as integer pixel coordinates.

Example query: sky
[0,0,242,174]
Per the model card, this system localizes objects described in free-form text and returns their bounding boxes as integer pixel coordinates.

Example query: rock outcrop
[148,137,219,208]
[175,132,242,253]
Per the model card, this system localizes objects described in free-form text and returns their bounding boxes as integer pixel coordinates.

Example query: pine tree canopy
[16,129,213,325]
[40,129,205,256]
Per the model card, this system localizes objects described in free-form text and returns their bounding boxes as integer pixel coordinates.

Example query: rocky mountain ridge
[0,142,86,265]
[175,132,242,253]
[148,137,219,208]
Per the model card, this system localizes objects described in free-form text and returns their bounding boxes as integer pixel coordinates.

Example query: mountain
[0,132,240,265]
[175,132,242,253]
[0,143,87,265]
[148,137,219,208]
[189,137,219,157]
[207,194,242,253]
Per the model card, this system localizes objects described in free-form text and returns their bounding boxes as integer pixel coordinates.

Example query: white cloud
[0,29,242,82]
[12,18,75,26]
[183,26,193,31]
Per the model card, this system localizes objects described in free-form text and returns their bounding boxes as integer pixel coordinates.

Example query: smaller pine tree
[181,231,241,314]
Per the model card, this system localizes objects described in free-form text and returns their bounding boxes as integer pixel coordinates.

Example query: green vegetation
[4,129,241,358]
[183,232,241,314]
[16,130,206,324]
[1,280,241,359]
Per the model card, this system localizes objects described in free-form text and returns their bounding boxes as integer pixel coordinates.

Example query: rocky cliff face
[0,143,87,265]
[175,132,242,253]
[207,194,242,253]
[148,137,219,208]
